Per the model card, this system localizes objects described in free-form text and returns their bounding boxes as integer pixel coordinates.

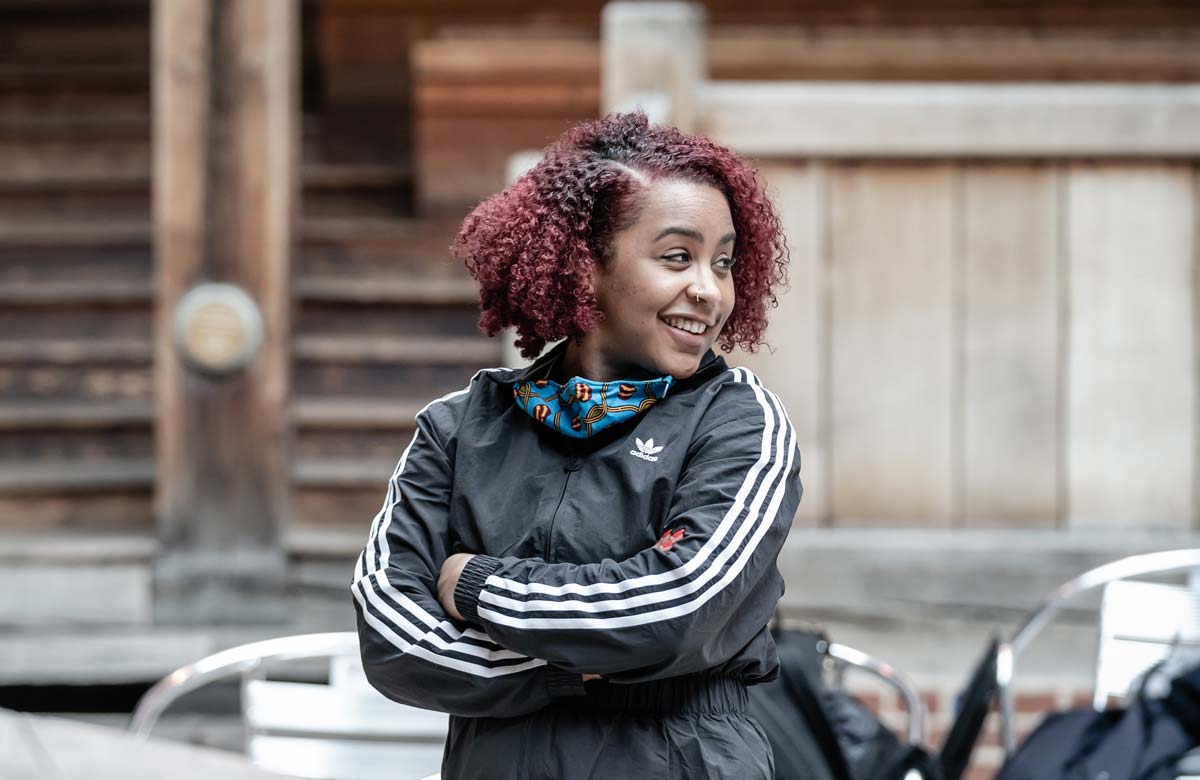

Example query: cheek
[721,279,736,314]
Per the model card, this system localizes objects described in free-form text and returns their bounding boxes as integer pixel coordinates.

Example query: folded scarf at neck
[513,374,674,439]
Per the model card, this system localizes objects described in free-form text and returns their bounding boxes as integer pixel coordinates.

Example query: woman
[352,112,801,779]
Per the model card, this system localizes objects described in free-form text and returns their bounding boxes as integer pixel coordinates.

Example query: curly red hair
[452,112,789,358]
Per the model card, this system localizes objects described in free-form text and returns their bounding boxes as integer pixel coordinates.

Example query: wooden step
[0,163,416,219]
[0,459,154,493]
[293,486,393,533]
[302,163,414,218]
[0,91,146,114]
[296,299,483,343]
[0,338,151,364]
[294,351,490,400]
[0,17,147,61]
[0,168,148,191]
[292,398,423,428]
[0,112,149,141]
[0,218,149,245]
[0,453,424,489]
[0,492,152,533]
[303,162,412,189]
[298,215,465,277]
[0,398,152,429]
[293,334,495,364]
[0,272,472,307]
[0,362,152,402]
[0,163,413,190]
[293,458,396,488]
[0,531,154,564]
[0,81,146,113]
[294,428,418,466]
[0,426,151,464]
[0,143,149,183]
[301,215,461,242]
[0,215,461,252]
[0,239,150,274]
[0,193,148,221]
[0,64,148,93]
[0,279,153,305]
[295,276,476,304]
[287,527,367,558]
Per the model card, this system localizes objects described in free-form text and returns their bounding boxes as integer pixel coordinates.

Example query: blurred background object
[1,1,1199,776]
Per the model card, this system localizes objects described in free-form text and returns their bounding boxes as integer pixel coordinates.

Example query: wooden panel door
[828,163,955,525]
[1066,163,1195,527]
[961,163,1061,526]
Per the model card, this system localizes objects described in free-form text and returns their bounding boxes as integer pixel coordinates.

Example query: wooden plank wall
[735,161,1198,529]
[413,24,1200,211]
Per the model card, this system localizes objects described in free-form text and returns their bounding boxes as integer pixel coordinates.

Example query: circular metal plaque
[173,283,263,375]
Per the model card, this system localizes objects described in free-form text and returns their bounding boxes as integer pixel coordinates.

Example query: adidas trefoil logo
[630,437,664,462]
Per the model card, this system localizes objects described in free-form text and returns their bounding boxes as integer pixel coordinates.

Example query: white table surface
[0,708,294,780]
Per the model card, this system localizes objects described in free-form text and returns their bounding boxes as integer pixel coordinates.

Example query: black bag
[997,662,1200,780]
[749,627,932,780]
[751,626,1000,780]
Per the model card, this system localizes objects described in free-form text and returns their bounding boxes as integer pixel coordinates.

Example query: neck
[560,340,607,381]
[561,340,651,382]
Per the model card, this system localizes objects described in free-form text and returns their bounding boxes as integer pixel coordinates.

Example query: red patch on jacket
[617,383,636,400]
[533,404,551,423]
[534,378,550,388]
[574,382,592,402]
[655,528,685,552]
[570,416,583,431]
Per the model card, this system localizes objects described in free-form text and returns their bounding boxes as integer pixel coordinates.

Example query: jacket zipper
[543,457,580,561]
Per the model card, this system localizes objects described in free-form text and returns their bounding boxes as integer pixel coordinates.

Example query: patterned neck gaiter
[513,374,674,439]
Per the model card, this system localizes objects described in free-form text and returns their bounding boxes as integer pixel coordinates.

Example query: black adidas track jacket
[351,346,803,719]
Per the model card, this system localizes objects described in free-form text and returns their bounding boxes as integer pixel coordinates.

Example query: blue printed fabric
[513,375,674,439]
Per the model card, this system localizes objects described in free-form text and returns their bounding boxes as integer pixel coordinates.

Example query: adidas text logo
[630,437,664,462]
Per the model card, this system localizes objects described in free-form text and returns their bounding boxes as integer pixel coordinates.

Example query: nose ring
[694,290,703,304]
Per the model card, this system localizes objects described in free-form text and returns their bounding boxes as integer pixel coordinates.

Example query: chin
[661,356,703,381]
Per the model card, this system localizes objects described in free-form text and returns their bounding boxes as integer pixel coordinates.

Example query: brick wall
[843,678,1094,779]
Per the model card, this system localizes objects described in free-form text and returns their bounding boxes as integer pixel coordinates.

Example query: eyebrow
[653,227,737,245]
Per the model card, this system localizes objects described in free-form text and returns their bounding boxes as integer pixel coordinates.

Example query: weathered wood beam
[153,0,298,623]
[601,3,704,129]
[699,83,1200,157]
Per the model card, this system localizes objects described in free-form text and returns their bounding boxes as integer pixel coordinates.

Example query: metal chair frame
[131,632,446,780]
[995,548,1200,756]
[827,641,927,746]
[129,632,362,739]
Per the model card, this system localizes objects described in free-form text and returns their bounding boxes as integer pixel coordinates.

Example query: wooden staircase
[4,0,142,531]
[0,2,497,547]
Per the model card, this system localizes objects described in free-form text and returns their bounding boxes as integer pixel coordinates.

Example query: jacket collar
[492,341,726,390]
[500,341,569,384]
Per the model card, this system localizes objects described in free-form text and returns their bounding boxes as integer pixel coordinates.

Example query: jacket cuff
[546,667,588,698]
[453,554,502,625]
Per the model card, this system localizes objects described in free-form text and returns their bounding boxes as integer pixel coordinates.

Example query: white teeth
[663,316,708,335]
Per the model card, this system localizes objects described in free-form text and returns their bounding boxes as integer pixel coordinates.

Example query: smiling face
[565,177,736,381]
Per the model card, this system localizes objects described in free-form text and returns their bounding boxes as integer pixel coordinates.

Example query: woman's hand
[440,553,603,685]
[437,553,476,620]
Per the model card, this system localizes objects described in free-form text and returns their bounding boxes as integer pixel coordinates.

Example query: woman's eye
[715,256,736,270]
[662,252,690,264]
